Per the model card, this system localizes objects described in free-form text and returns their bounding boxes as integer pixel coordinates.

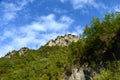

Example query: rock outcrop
[69,68,85,80]
[5,47,29,58]
[46,34,79,46]
[64,63,95,80]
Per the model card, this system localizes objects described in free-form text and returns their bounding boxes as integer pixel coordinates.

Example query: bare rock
[46,34,79,46]
[5,47,29,58]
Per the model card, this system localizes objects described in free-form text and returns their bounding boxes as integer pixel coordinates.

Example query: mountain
[0,12,120,80]
[4,34,79,58]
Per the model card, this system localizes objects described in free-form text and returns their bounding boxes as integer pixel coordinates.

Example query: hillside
[0,12,120,80]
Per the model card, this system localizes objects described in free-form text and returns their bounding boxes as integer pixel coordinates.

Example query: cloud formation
[0,0,33,23]
[1,0,118,58]
[113,5,120,12]
[60,0,106,9]
[0,14,77,57]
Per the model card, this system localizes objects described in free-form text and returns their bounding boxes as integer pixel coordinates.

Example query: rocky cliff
[46,34,79,46]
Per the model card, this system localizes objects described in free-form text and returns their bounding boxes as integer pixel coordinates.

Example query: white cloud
[107,5,120,13]
[0,14,78,57]
[113,5,120,12]
[72,0,92,9]
[37,14,74,31]
[60,15,73,23]
[0,45,14,57]
[54,8,62,13]
[72,0,106,9]
[60,0,106,9]
[3,12,16,21]
[60,0,66,3]
[53,8,68,14]
[1,0,33,22]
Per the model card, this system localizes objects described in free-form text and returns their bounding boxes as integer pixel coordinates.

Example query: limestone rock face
[19,47,29,56]
[64,66,94,80]
[47,40,56,46]
[69,68,85,80]
[46,34,79,46]
[63,67,85,80]
[5,50,17,58]
[5,47,29,58]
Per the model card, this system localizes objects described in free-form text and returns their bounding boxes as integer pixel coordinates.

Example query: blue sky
[0,0,120,57]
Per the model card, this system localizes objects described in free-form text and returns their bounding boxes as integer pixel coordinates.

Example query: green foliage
[93,61,120,80]
[83,12,120,57]
[0,12,120,80]
[0,46,73,80]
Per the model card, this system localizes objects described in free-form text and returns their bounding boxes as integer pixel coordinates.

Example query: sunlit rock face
[18,47,29,56]
[69,68,85,80]
[63,67,85,80]
[5,47,29,58]
[5,50,17,58]
[46,34,79,47]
